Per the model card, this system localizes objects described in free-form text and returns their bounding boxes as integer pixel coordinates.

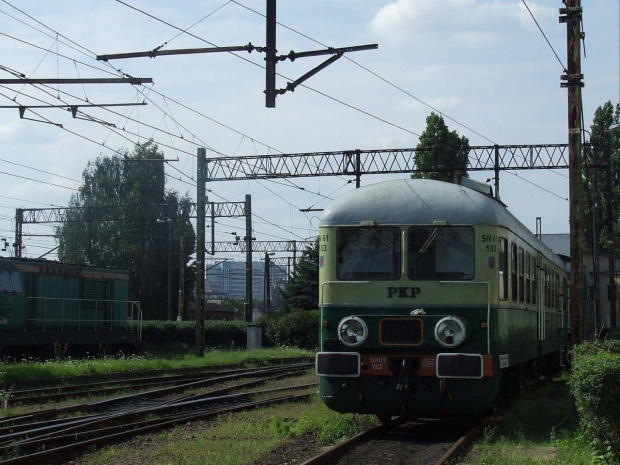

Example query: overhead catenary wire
[1,0,580,256]
[4,1,555,202]
[230,0,496,145]
[3,69,339,214]
[521,0,568,73]
[101,1,500,211]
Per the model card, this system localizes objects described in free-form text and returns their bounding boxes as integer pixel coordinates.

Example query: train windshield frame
[408,226,475,281]
[0,269,24,293]
[336,226,401,280]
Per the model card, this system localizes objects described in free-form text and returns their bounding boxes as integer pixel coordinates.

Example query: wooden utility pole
[561,0,584,343]
[195,148,206,356]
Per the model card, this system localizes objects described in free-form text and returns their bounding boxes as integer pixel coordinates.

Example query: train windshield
[408,226,474,280]
[337,227,401,280]
[0,269,23,293]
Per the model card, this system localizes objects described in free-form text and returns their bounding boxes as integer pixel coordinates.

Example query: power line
[0,157,81,184]
[0,169,78,191]
[3,0,574,240]
[230,0,494,144]
[521,0,568,73]
[113,0,421,137]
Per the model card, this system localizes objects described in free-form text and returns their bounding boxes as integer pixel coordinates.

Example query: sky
[0,0,618,264]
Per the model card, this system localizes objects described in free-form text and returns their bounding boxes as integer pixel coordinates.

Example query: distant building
[186,299,237,321]
[205,260,288,302]
[541,233,619,334]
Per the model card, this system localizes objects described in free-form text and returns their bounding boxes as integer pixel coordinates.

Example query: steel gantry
[204,144,576,196]
[211,240,314,254]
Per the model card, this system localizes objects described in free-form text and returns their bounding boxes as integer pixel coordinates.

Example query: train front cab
[316,222,568,419]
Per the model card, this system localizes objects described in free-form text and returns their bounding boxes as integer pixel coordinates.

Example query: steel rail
[299,424,387,465]
[0,367,312,435]
[0,387,315,465]
[297,417,485,465]
[8,363,310,404]
[2,383,315,448]
[0,364,312,431]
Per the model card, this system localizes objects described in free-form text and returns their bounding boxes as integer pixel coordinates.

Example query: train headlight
[434,316,466,348]
[338,316,368,347]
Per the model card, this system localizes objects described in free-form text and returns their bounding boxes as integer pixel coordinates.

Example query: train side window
[550,269,555,308]
[544,265,549,307]
[553,270,558,309]
[552,269,556,308]
[83,279,107,311]
[0,270,23,293]
[408,226,474,281]
[525,253,531,304]
[518,247,524,303]
[548,266,552,307]
[563,277,568,311]
[532,257,538,305]
[511,243,517,302]
[555,272,560,309]
[498,238,508,300]
[337,226,401,280]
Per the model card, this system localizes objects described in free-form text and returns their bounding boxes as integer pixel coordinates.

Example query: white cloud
[369,0,555,45]
[0,121,21,142]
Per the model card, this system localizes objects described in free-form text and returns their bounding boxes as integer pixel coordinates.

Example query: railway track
[299,417,484,465]
[0,363,312,425]
[4,360,313,404]
[0,366,317,465]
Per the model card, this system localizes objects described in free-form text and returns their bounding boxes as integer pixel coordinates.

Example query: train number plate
[363,355,390,376]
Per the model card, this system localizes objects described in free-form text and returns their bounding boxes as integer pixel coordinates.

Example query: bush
[257,310,319,350]
[602,328,620,341]
[141,320,247,348]
[569,341,620,464]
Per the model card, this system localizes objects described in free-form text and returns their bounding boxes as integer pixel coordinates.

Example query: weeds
[0,347,312,385]
[466,377,595,464]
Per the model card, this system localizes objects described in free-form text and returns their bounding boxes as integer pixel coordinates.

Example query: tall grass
[0,347,313,385]
[465,376,594,464]
[78,395,377,465]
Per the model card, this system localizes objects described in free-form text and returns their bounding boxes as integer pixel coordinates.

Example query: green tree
[582,101,620,254]
[279,241,319,312]
[412,112,470,182]
[56,141,196,320]
[221,297,243,320]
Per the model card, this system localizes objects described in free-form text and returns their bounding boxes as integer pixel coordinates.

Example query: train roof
[320,178,565,268]
[0,257,129,279]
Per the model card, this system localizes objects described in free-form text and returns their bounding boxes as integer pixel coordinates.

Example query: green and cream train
[316,178,569,418]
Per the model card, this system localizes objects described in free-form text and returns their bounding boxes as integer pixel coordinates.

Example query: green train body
[0,258,142,358]
[316,179,569,418]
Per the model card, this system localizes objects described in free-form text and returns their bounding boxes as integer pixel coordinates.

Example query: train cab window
[518,247,525,302]
[408,226,474,281]
[498,238,508,300]
[337,226,401,280]
[525,253,531,304]
[0,269,23,293]
[511,243,517,302]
